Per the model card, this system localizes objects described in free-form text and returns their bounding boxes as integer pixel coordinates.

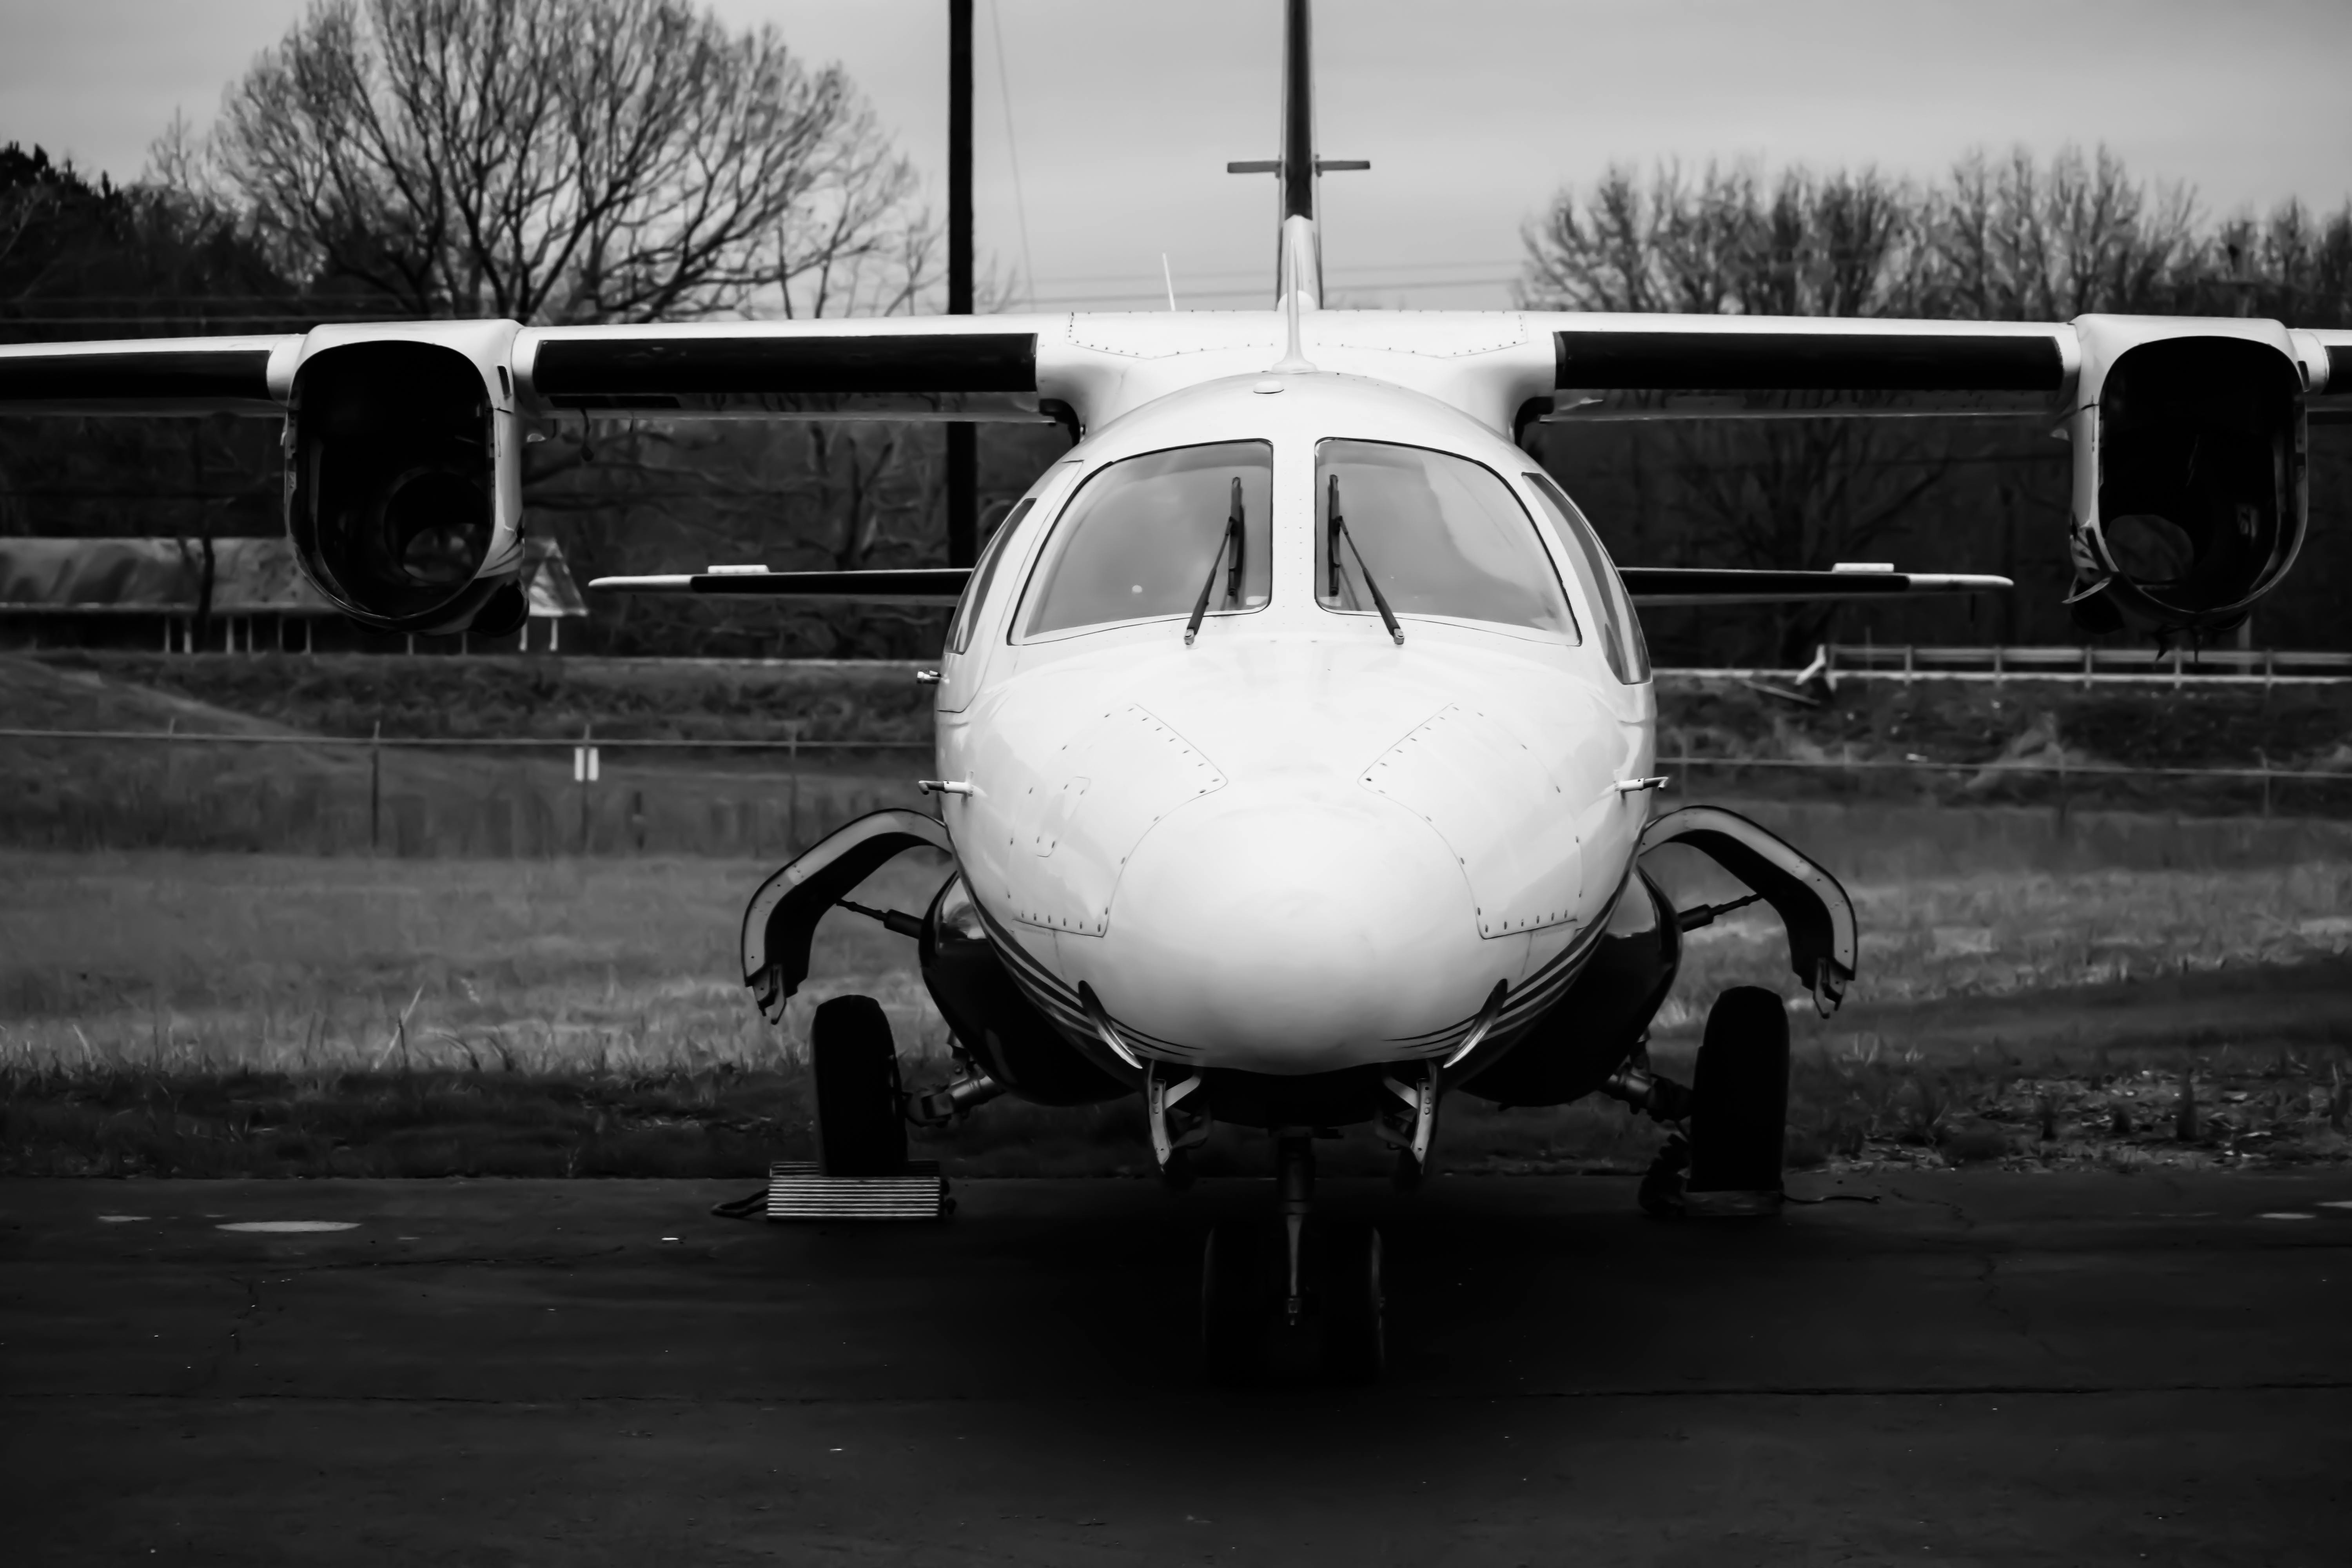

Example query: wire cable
[988,0,1036,311]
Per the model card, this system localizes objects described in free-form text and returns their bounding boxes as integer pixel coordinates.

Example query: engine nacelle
[285,321,528,636]
[2066,316,2309,639]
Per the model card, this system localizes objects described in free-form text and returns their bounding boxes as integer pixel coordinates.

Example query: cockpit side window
[947,497,1031,655]
[1314,439,1577,638]
[1524,470,1652,683]
[1016,441,1273,639]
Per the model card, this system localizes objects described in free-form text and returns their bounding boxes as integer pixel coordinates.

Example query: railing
[1657,645,2352,687]
[4,723,2347,860]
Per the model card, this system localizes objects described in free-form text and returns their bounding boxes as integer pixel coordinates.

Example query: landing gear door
[742,809,954,1022]
[1639,805,1856,1016]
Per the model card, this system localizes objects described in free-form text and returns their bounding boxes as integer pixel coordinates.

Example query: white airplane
[2,0,2343,1380]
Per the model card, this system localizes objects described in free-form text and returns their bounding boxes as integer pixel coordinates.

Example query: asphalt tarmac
[4,1170,2349,1565]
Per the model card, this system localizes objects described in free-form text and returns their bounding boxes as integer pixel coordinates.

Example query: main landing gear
[1607,986,1792,1220]
[810,995,908,1176]
[1200,1131,1387,1385]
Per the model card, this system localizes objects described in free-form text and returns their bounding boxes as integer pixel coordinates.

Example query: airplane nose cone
[1087,780,1483,1073]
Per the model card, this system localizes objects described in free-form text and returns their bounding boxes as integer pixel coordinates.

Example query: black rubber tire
[811,995,907,1177]
[1319,1223,1386,1383]
[1200,1223,1264,1384]
[1688,986,1790,1194]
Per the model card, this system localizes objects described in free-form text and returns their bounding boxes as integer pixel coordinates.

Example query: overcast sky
[3,0,2347,311]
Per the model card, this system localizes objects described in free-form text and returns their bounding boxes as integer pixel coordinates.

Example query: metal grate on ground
[765,1160,951,1221]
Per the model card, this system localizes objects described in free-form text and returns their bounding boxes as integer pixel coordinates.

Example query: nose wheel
[1199,1132,1387,1383]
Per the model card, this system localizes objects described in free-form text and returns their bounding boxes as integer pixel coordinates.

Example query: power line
[987,0,1035,311]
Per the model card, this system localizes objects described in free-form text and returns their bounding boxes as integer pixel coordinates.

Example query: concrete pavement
[3,1171,2348,1564]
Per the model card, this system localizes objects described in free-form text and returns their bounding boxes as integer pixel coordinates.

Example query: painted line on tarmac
[217,1221,361,1234]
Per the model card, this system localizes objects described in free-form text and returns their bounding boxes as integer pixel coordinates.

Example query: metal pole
[787,724,801,854]
[946,0,977,568]
[578,723,593,856]
[369,720,381,857]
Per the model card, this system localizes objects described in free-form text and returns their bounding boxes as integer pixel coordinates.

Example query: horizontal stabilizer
[590,567,971,604]
[1621,568,2012,606]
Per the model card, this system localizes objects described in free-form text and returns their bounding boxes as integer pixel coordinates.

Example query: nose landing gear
[1199,1130,1387,1384]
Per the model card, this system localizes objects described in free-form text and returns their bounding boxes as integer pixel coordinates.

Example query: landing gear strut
[1199,1130,1386,1384]
[1145,1062,1211,1189]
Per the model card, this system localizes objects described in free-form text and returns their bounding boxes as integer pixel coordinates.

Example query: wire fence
[0,724,933,858]
[1662,644,2352,687]
[4,722,2348,857]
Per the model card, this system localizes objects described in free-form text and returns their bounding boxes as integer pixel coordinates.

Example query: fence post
[2081,644,2093,692]
[787,724,801,855]
[1902,645,1913,687]
[2264,647,2275,696]
[577,723,593,856]
[368,720,381,857]
[1993,645,2004,686]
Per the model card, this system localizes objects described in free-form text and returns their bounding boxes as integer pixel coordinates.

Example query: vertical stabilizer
[1276,0,1321,313]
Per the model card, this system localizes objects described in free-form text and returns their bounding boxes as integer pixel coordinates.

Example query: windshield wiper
[1325,474,1404,645]
[1184,476,1247,646]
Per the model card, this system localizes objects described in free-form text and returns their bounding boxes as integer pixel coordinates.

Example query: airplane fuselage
[932,371,1657,1083]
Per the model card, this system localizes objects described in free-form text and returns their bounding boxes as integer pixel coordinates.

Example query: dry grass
[1650,857,2352,1027]
[0,849,955,1073]
[3,848,2348,1178]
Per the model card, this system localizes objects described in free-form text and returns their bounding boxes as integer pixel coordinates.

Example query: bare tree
[212,0,935,324]
[1522,163,1956,661]
[1521,163,1931,318]
[1925,147,2202,320]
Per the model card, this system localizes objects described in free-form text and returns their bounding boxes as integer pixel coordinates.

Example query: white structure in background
[0,536,586,653]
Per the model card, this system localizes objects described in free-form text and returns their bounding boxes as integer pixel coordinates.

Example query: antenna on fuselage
[1226,0,1368,368]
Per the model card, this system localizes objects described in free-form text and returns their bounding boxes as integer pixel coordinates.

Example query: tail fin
[1277,0,1321,311]
[1231,1,1363,322]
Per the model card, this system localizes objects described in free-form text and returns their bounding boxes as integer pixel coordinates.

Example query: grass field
[7,653,2347,1181]
[4,846,2347,1180]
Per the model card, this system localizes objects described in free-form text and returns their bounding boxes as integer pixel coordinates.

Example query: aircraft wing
[1531,313,2073,392]
[0,316,1071,423]
[0,334,299,415]
[514,316,1066,422]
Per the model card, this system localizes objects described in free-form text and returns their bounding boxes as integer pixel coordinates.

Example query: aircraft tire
[1319,1223,1386,1383]
[811,995,908,1177]
[1688,986,1789,1201]
[1200,1223,1264,1383]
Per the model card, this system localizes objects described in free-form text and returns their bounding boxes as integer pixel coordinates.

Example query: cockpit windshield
[1314,439,1577,638]
[1018,441,1273,639]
